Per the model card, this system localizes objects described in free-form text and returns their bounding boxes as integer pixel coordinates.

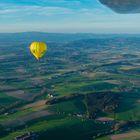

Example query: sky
[0,0,140,33]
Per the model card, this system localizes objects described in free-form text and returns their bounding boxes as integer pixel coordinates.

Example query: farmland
[0,33,140,139]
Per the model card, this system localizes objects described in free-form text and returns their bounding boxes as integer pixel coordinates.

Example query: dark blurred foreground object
[99,0,140,13]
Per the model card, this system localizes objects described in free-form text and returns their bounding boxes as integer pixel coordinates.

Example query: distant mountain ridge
[0,32,98,43]
[0,32,140,43]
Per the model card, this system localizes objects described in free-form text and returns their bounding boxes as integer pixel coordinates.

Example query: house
[48,93,54,98]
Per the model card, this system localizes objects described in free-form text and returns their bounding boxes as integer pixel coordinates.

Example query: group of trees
[46,93,84,105]
[0,101,21,115]
[85,92,120,119]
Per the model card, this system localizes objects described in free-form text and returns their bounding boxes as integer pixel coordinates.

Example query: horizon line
[0,31,140,35]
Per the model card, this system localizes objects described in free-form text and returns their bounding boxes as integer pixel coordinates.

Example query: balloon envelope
[30,42,47,60]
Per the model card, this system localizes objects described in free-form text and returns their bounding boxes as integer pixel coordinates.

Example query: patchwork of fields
[0,34,140,139]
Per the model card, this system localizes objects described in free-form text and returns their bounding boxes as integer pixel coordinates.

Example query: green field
[0,35,140,139]
[47,97,86,114]
[1,116,111,140]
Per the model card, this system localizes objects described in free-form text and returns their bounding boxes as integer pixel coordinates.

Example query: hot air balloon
[30,42,47,60]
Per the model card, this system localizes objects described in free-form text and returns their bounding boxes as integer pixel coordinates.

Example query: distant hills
[0,32,140,44]
[0,32,99,43]
[99,0,140,13]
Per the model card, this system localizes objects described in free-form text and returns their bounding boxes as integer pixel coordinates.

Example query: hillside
[0,33,140,140]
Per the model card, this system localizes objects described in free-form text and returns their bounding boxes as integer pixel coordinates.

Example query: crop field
[111,130,140,140]
[47,97,86,114]
[0,34,140,139]
[1,115,111,140]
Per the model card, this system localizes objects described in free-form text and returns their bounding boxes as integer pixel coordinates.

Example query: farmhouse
[48,93,54,98]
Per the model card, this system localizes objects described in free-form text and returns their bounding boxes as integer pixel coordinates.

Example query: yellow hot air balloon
[30,42,47,60]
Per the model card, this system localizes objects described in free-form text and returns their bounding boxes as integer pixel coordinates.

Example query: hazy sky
[0,0,140,33]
